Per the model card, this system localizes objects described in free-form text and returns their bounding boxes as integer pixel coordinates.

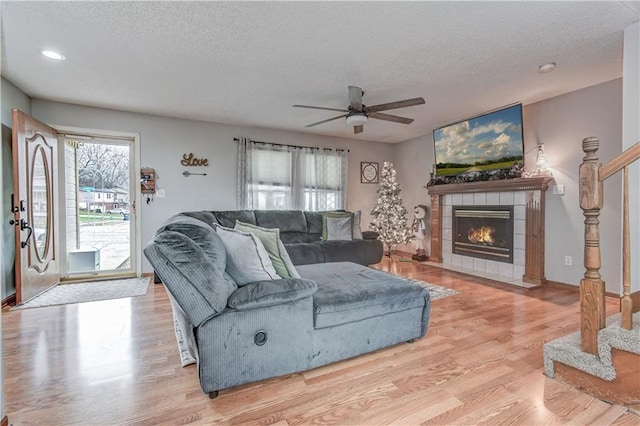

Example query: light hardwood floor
[3,258,639,425]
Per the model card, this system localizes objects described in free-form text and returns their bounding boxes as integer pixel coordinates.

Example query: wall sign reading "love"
[181,153,209,166]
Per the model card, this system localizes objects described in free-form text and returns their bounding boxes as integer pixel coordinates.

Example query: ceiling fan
[293,86,425,134]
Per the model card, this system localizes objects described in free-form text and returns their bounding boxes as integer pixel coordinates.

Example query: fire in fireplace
[467,226,495,244]
[452,206,513,263]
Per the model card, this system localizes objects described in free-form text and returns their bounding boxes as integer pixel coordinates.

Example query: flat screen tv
[433,104,524,177]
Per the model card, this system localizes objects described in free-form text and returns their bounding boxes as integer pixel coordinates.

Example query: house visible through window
[237,138,348,211]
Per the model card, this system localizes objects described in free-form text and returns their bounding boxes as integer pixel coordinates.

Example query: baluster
[579,137,606,355]
[621,165,632,330]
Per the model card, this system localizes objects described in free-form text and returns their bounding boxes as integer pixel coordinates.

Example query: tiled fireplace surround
[427,177,553,288]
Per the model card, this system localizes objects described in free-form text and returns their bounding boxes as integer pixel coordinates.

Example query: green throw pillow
[234,220,299,279]
[322,212,354,240]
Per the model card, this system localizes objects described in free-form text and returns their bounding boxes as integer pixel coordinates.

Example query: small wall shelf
[141,168,156,194]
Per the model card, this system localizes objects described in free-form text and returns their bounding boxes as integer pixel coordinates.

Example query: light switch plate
[552,184,565,195]
[156,189,166,198]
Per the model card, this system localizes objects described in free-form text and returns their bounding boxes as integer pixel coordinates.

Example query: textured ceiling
[2,1,639,143]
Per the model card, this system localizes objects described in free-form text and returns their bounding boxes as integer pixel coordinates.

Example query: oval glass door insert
[31,145,50,261]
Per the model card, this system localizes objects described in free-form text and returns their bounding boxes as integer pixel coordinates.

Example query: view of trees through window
[76,142,131,214]
[77,143,129,190]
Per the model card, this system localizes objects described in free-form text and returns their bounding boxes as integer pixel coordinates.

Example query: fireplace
[452,205,513,263]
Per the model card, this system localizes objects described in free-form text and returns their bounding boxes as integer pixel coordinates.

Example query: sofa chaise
[144,213,431,398]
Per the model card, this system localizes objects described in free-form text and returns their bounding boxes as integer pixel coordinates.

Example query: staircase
[543,138,640,407]
[544,312,640,405]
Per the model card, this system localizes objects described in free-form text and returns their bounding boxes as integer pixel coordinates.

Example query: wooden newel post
[579,137,606,355]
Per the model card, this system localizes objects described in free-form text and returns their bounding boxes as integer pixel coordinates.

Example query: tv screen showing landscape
[433,104,524,177]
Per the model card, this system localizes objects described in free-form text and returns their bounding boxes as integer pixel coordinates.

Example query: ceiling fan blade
[364,97,425,113]
[354,125,364,134]
[348,86,363,111]
[369,111,414,124]
[293,104,349,113]
[305,114,348,128]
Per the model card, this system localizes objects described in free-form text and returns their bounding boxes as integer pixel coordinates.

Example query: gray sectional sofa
[181,209,384,265]
[144,212,431,398]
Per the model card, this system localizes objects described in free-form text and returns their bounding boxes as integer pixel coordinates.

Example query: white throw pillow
[214,225,281,286]
[325,216,353,240]
[352,210,363,239]
[234,220,300,279]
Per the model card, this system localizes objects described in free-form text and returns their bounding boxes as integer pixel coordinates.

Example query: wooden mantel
[427,177,553,196]
[427,177,553,285]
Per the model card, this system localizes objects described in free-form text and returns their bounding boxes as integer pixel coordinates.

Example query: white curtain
[236,137,252,209]
[237,138,348,211]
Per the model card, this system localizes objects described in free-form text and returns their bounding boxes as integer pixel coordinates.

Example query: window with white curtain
[237,138,348,211]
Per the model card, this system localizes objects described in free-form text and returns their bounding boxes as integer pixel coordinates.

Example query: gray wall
[395,79,624,292]
[393,134,434,254]
[1,126,16,300]
[30,100,395,273]
[1,77,31,126]
[1,77,32,299]
[524,79,622,291]
[623,23,639,293]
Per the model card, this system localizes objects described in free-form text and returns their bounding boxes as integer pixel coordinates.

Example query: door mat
[11,277,150,310]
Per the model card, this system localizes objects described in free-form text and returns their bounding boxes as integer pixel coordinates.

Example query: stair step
[544,312,640,380]
[553,348,639,405]
[543,312,640,405]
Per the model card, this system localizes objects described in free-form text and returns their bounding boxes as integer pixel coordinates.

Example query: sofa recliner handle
[254,330,267,346]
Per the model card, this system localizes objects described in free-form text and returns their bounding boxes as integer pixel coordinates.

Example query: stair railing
[579,137,640,355]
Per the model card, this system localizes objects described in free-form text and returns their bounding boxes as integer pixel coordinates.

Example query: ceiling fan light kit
[346,113,368,126]
[293,86,425,134]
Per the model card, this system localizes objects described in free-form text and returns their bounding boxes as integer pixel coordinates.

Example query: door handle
[9,194,20,226]
[10,194,19,213]
[20,219,33,248]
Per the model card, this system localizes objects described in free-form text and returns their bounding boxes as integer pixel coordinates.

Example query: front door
[11,109,60,303]
[65,136,137,278]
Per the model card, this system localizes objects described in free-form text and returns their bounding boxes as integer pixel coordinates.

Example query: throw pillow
[326,216,353,240]
[234,220,300,279]
[277,239,302,278]
[352,210,363,239]
[214,225,281,286]
[321,211,353,240]
[322,212,354,241]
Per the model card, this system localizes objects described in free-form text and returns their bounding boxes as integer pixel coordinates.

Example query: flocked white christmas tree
[369,161,414,257]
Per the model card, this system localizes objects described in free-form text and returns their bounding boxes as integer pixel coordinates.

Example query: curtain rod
[234,137,349,152]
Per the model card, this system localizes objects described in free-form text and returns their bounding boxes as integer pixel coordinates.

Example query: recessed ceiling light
[41,50,66,60]
[538,62,556,73]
